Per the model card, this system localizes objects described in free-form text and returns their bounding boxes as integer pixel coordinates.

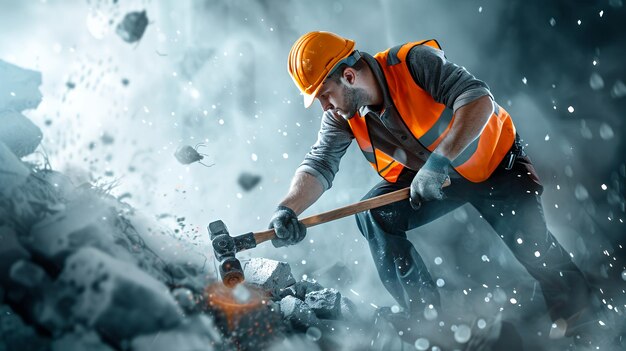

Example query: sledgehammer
[209,181,450,288]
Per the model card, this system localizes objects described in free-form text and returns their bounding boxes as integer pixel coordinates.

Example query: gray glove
[410,153,451,210]
[269,205,306,248]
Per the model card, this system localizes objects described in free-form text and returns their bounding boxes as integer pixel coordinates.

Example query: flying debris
[174,144,213,167]
[115,10,148,44]
[237,172,262,191]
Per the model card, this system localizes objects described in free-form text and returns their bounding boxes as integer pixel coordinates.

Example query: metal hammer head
[208,220,257,288]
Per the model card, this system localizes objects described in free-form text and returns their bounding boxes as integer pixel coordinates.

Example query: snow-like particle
[481,255,490,262]
[236,192,242,199]
[477,319,487,329]
[611,80,626,98]
[306,326,322,341]
[549,17,556,26]
[301,260,306,265]
[574,184,588,200]
[567,106,575,113]
[599,320,606,326]
[436,278,445,287]
[534,251,541,257]
[434,257,443,265]
[621,270,626,281]
[517,238,523,244]
[544,134,550,141]
[454,324,472,343]
[510,298,518,304]
[415,338,430,350]
[601,184,608,190]
[599,123,614,140]
[282,153,289,159]
[218,119,224,125]
[391,305,401,313]
[590,73,605,90]
[478,6,483,13]
[424,304,438,320]
[522,77,527,85]
[251,153,258,161]
[599,10,604,17]
[577,19,582,25]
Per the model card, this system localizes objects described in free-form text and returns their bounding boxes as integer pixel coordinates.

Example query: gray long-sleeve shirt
[296,44,493,190]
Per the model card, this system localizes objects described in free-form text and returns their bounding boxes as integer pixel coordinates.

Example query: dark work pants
[355,155,592,321]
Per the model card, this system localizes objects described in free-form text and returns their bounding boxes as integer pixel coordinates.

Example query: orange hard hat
[288,31,355,108]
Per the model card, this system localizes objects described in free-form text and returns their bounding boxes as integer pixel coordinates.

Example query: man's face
[316,78,368,120]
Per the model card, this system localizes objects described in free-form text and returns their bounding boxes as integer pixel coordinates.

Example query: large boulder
[56,247,183,341]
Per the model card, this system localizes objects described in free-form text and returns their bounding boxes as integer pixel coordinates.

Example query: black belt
[502,133,526,170]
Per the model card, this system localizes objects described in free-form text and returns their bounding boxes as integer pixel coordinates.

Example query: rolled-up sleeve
[296,111,353,191]
[407,45,493,112]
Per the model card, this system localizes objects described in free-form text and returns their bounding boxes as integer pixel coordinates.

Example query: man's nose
[320,98,334,112]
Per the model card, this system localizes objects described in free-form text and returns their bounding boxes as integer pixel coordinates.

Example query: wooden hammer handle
[253,187,409,244]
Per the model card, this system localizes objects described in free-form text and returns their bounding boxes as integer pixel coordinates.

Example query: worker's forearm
[278,171,325,216]
[433,95,493,161]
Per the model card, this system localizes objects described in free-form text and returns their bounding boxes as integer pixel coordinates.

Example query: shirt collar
[359,52,394,117]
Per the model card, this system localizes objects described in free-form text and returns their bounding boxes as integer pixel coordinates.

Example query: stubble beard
[337,84,370,120]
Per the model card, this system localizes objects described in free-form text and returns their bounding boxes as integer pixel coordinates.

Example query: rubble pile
[0,60,385,351]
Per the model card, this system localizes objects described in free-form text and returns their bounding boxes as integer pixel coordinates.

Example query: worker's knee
[355,205,402,240]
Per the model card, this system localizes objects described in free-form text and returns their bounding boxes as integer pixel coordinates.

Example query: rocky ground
[0,59,410,351]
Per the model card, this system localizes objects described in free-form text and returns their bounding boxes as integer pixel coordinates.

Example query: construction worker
[268,31,605,345]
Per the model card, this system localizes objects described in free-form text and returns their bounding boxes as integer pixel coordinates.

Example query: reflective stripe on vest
[348,40,516,183]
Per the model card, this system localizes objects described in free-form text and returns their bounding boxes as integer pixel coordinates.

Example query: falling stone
[237,172,262,191]
[116,11,148,43]
[454,324,472,343]
[174,145,203,165]
[599,123,614,140]
[589,73,604,90]
[611,80,626,98]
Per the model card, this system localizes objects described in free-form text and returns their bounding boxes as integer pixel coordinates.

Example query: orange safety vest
[347,40,516,183]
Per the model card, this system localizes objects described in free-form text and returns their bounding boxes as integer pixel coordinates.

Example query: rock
[285,279,323,300]
[340,296,359,321]
[172,287,198,314]
[116,11,148,43]
[237,172,262,191]
[131,314,225,351]
[0,141,30,196]
[280,295,319,330]
[0,110,43,158]
[0,304,49,351]
[0,226,31,286]
[304,288,341,319]
[51,330,115,351]
[57,247,183,341]
[243,258,296,298]
[9,259,50,289]
[25,192,135,267]
[0,59,42,112]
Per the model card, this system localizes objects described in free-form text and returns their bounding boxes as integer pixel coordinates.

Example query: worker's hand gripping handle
[254,179,450,245]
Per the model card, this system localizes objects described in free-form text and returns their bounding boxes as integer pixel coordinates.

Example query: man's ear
[342,67,357,85]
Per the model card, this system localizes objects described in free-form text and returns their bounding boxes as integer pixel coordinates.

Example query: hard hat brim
[303,88,319,108]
